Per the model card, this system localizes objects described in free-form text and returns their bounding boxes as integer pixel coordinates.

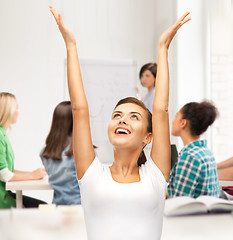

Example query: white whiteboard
[64,58,137,163]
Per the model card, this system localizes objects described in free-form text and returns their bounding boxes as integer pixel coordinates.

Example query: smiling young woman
[49,5,190,240]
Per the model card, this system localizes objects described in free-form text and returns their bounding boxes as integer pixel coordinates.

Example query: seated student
[168,101,220,198]
[40,101,81,205]
[139,63,157,113]
[217,156,233,180]
[0,92,47,208]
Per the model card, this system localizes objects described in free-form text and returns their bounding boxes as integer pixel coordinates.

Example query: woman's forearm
[153,47,169,113]
[9,168,47,181]
[217,156,233,169]
[218,167,233,180]
[10,172,35,181]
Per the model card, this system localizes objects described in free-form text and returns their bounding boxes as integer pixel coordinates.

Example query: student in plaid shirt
[168,101,220,198]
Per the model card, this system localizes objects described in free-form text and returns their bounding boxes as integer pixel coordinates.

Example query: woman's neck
[181,133,200,147]
[111,148,141,176]
[3,122,10,131]
[147,86,154,92]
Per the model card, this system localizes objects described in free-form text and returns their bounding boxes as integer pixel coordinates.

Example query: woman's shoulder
[78,156,108,184]
[141,156,167,185]
[180,144,211,166]
[0,127,6,140]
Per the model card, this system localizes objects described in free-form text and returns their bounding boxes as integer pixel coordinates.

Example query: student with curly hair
[168,101,220,198]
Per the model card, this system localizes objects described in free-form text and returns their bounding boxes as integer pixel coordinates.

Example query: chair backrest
[171,144,178,169]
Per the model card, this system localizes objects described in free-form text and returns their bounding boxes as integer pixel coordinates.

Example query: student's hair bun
[181,100,218,136]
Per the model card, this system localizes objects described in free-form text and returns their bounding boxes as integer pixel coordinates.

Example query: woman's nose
[119,116,127,125]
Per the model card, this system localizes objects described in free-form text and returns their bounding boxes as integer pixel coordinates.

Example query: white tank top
[78,156,167,240]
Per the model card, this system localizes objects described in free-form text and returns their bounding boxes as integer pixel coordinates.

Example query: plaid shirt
[168,140,219,198]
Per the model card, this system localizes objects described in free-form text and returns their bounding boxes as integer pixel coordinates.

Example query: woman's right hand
[49,5,76,48]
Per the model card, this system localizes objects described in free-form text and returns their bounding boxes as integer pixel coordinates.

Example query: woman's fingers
[49,5,64,27]
[57,13,65,28]
[49,6,58,23]
[174,12,191,31]
[178,12,191,22]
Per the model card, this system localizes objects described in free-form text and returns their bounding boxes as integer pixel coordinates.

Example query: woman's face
[171,110,183,136]
[140,70,156,91]
[10,101,19,124]
[108,103,151,150]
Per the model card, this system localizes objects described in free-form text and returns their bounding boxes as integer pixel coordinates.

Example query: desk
[161,213,233,239]
[0,205,87,240]
[6,177,52,208]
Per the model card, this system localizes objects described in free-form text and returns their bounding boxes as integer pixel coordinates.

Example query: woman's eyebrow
[112,110,122,114]
[130,112,142,117]
[112,110,142,117]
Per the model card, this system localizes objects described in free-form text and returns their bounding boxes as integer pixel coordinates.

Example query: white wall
[210,0,233,162]
[173,0,211,150]
[0,0,65,170]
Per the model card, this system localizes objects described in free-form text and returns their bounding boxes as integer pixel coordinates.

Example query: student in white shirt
[49,6,190,240]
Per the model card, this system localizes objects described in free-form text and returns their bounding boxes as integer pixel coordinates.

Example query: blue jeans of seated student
[8,191,47,208]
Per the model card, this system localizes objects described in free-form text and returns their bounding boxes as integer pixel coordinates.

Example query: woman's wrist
[66,42,77,51]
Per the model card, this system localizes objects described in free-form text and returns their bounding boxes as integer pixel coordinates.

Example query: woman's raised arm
[151,13,191,181]
[50,6,95,179]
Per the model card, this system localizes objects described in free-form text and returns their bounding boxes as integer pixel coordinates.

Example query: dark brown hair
[114,97,152,166]
[139,63,157,86]
[181,100,218,136]
[41,101,73,160]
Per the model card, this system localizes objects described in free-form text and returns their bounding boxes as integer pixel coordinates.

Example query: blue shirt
[41,147,81,205]
[168,140,219,198]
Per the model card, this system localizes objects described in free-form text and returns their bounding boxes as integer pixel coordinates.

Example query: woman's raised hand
[159,12,191,50]
[49,5,76,47]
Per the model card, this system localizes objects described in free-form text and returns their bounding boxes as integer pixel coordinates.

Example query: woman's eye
[131,115,138,120]
[113,113,120,118]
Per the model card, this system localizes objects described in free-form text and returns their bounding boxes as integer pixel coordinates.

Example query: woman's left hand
[159,12,191,50]
[31,168,47,180]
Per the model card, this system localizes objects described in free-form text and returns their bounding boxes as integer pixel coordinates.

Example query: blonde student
[0,92,47,208]
[50,6,190,240]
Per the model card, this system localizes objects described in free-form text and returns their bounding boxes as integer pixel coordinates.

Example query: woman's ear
[181,119,188,129]
[144,132,152,144]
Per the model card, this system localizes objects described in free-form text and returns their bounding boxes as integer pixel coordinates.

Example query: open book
[164,195,233,216]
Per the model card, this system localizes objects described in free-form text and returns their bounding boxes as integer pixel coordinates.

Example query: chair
[171,144,178,169]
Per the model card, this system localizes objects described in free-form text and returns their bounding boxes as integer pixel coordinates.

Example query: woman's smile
[115,127,131,135]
